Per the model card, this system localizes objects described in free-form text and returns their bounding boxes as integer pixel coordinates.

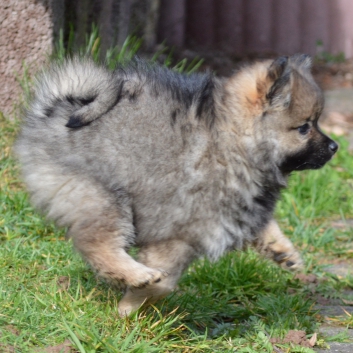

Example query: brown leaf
[309,332,317,347]
[342,298,353,305]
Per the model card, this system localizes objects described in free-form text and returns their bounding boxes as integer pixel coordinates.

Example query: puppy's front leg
[255,219,304,271]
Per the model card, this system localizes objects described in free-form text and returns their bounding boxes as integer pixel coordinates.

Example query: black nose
[329,141,338,153]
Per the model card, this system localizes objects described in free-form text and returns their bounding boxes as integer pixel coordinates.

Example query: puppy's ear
[266,57,292,109]
[267,56,288,81]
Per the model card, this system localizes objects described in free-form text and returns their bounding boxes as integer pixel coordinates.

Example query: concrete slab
[324,264,353,277]
[319,325,353,340]
[315,342,353,352]
[315,305,353,317]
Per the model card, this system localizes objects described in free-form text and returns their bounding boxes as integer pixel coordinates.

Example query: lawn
[2,48,353,352]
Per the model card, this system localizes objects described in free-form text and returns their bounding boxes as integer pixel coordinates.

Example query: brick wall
[0,1,57,117]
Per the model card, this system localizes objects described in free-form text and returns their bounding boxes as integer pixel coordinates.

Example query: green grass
[53,24,203,73]
[2,113,353,352]
[277,136,353,261]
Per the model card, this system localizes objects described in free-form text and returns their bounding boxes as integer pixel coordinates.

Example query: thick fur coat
[15,55,337,315]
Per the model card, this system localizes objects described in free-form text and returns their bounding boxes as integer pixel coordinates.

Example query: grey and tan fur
[15,55,338,316]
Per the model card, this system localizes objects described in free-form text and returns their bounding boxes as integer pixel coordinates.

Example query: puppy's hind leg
[118,240,197,316]
[63,181,165,288]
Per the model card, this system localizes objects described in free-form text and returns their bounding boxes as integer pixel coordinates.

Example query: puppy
[15,54,337,315]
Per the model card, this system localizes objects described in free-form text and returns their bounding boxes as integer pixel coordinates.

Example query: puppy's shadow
[146,250,313,337]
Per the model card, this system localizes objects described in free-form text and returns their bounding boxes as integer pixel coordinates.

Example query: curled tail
[30,57,123,128]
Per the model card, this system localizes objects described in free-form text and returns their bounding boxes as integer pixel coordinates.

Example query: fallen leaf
[309,332,317,347]
[342,299,353,305]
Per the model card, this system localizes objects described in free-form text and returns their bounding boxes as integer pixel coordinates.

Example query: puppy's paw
[272,249,304,271]
[256,220,304,271]
[118,272,172,317]
[129,268,169,289]
[118,300,137,317]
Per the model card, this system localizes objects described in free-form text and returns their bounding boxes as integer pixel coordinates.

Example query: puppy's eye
[297,123,310,135]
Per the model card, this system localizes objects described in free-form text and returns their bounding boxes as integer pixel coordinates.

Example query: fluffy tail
[30,57,123,128]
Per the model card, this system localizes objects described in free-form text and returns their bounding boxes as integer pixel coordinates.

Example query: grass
[2,31,353,351]
[53,24,203,73]
[2,113,353,352]
[277,136,353,261]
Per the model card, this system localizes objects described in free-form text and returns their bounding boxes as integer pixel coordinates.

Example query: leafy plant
[53,24,203,74]
[315,40,345,63]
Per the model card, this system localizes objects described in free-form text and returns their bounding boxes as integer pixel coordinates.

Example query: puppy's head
[224,54,338,173]
[266,55,338,173]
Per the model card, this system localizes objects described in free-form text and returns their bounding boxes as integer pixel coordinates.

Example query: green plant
[315,40,345,63]
[53,24,203,74]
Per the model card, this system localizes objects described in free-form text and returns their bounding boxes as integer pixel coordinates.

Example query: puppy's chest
[177,171,278,259]
[133,157,279,253]
[218,176,265,222]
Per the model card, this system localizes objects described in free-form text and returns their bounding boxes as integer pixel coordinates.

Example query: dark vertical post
[215,0,244,55]
[117,0,132,46]
[300,0,329,56]
[272,0,300,55]
[186,0,215,49]
[244,0,274,55]
[158,0,186,47]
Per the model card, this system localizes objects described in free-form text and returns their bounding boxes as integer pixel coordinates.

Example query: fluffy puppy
[15,54,338,315]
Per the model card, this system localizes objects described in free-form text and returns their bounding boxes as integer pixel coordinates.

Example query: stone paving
[315,294,353,352]
[310,225,353,352]
[316,328,353,353]
[313,225,353,352]
[312,88,353,352]
[314,264,353,352]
